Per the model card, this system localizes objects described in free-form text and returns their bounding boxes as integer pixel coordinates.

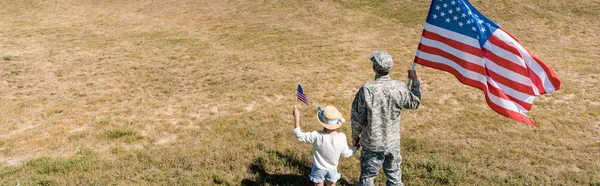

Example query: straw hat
[316,106,346,130]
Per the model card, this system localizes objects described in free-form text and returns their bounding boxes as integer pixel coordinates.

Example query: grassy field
[0,0,599,185]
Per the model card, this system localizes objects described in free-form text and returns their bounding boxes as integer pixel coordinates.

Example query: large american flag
[297,84,309,105]
[414,0,561,126]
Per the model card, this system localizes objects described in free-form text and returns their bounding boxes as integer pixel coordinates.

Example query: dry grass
[0,0,599,185]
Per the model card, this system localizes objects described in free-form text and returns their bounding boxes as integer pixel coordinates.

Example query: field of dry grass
[0,0,599,185]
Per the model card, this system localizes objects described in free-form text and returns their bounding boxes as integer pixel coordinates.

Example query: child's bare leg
[325,180,336,186]
[314,182,324,186]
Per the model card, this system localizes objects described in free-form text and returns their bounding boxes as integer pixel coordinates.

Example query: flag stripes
[415,18,560,126]
[494,28,561,94]
[297,92,309,105]
[297,84,309,105]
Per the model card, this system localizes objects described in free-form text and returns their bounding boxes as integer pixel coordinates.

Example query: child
[292,105,358,186]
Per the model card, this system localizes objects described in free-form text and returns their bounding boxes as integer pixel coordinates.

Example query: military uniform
[351,51,421,186]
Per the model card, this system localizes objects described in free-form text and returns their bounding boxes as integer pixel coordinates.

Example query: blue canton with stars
[426,0,500,46]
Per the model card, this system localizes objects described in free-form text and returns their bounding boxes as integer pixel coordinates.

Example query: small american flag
[297,84,309,105]
[414,0,561,126]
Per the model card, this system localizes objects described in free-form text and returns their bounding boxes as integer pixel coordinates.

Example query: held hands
[352,138,360,147]
[407,70,418,80]
[352,138,361,153]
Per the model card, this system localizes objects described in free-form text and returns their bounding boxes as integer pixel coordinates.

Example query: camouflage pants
[359,148,403,186]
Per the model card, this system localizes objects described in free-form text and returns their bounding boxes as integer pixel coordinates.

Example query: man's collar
[374,75,391,81]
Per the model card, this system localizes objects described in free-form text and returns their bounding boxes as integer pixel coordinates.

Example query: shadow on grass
[241,151,355,186]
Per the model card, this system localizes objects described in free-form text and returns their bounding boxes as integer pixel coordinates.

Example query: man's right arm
[351,87,367,144]
[403,70,421,109]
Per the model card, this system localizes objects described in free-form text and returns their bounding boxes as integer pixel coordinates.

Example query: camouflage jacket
[351,75,421,151]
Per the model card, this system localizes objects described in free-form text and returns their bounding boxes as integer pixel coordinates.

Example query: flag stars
[428,1,499,36]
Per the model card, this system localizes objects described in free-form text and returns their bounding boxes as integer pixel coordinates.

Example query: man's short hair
[373,64,390,75]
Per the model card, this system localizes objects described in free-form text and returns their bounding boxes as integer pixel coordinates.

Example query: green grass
[0,0,598,185]
[106,129,134,139]
[22,148,95,186]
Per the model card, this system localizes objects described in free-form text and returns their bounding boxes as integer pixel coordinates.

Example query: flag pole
[295,82,299,106]
[407,62,417,89]
[408,30,424,89]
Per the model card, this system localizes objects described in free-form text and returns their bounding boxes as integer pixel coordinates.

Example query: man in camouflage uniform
[351,51,421,186]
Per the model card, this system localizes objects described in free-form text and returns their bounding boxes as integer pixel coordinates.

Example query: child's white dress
[293,127,357,183]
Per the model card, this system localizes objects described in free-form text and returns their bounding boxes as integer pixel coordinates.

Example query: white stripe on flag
[492,30,555,93]
[424,23,480,48]
[418,48,531,117]
[420,37,484,67]
[488,78,536,104]
[487,77,535,111]
[485,84,529,116]
[483,56,535,88]
[417,24,533,121]
[482,41,527,69]
[417,51,487,85]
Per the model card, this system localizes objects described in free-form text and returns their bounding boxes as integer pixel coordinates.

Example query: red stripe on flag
[420,39,535,110]
[497,28,560,94]
[415,57,486,90]
[487,34,523,60]
[297,92,309,105]
[483,92,536,127]
[482,48,530,78]
[499,28,522,47]
[486,81,533,111]
[532,55,562,91]
[529,71,546,95]
[415,57,535,126]
[418,44,486,75]
[483,64,536,95]
[490,31,545,95]
[422,29,483,58]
